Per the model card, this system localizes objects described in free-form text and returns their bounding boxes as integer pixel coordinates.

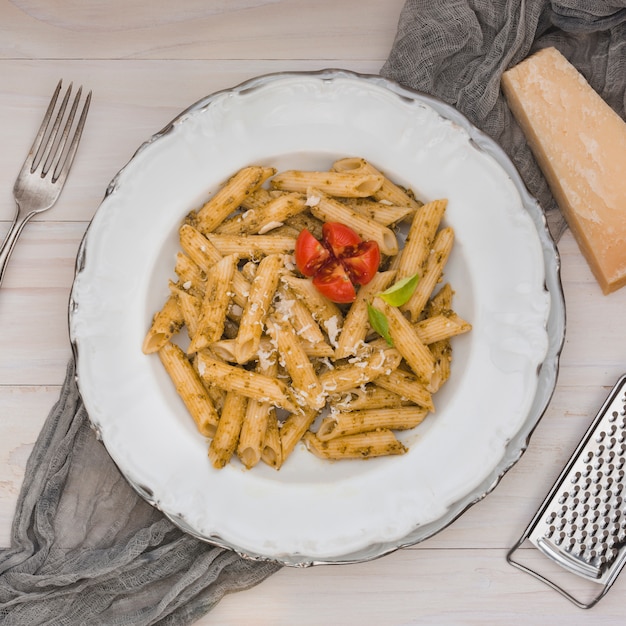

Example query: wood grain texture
[0,2,625,624]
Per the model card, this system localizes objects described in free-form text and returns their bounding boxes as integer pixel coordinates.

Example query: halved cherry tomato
[294,222,381,303]
[341,240,380,285]
[294,229,330,276]
[321,222,362,258]
[312,260,357,304]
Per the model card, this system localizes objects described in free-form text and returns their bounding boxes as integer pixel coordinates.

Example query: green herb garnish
[378,272,420,307]
[367,302,393,346]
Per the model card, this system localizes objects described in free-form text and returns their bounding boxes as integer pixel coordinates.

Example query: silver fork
[0,80,91,287]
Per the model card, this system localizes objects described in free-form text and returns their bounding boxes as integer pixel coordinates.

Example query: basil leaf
[378,272,420,307]
[367,303,393,346]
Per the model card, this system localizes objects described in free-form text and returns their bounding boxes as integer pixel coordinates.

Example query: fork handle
[0,204,35,288]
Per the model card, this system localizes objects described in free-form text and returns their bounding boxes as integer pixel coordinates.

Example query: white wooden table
[1,2,625,624]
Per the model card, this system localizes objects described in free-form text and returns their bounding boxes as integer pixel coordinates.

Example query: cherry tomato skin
[341,240,381,285]
[312,260,357,303]
[294,229,330,276]
[321,222,362,257]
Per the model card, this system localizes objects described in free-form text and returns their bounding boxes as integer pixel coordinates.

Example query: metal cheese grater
[507,374,626,609]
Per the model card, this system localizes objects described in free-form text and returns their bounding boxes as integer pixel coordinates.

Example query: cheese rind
[502,47,626,294]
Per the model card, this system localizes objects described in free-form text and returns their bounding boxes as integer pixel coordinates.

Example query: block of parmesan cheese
[502,47,626,294]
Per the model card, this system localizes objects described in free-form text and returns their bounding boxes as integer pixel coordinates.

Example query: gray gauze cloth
[381,0,626,241]
[0,361,281,625]
[2,2,626,624]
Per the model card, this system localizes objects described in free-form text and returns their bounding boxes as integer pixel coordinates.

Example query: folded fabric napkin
[381,0,626,241]
[0,361,281,625]
[2,1,625,624]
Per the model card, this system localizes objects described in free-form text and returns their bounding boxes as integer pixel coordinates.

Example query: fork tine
[27,79,62,172]
[47,86,82,178]
[53,89,92,185]
[39,82,73,176]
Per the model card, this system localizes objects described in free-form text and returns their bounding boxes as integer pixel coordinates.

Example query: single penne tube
[428,339,453,393]
[344,198,416,226]
[427,282,454,315]
[375,368,434,411]
[179,223,223,270]
[316,406,429,441]
[330,384,410,412]
[206,234,296,258]
[266,315,325,411]
[371,297,435,385]
[261,411,283,470]
[174,252,206,296]
[304,429,407,460]
[195,166,276,234]
[234,254,283,363]
[240,186,273,211]
[334,270,396,359]
[307,187,398,256]
[319,347,402,394]
[158,342,219,438]
[413,312,472,345]
[402,226,455,321]
[215,192,307,235]
[280,407,318,463]
[237,352,278,469]
[208,391,248,469]
[142,295,184,354]
[270,169,384,197]
[169,282,201,339]
[331,157,423,210]
[196,351,296,412]
[188,254,238,353]
[279,274,344,344]
[395,199,447,281]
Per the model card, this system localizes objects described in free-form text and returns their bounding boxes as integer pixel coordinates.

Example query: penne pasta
[158,342,219,437]
[375,368,434,411]
[319,346,402,394]
[371,297,435,385]
[206,233,296,258]
[334,270,396,359]
[215,192,307,235]
[413,312,472,345]
[331,157,423,210]
[342,197,416,226]
[142,295,184,354]
[304,429,407,460]
[330,384,411,412]
[260,410,283,470]
[196,351,296,412]
[395,199,447,282]
[316,406,428,441]
[402,226,454,321]
[234,254,283,363]
[266,315,325,411]
[237,350,278,469]
[187,254,238,353]
[146,160,470,470]
[279,274,344,344]
[194,166,276,234]
[307,187,398,256]
[271,169,384,197]
[208,391,248,469]
[280,407,318,462]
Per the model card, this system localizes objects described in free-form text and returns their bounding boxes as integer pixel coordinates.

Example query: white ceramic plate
[69,70,565,566]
